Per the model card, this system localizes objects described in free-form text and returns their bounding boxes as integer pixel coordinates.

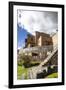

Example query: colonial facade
[25,31,53,48]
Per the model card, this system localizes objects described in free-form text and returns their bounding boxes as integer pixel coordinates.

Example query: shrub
[17,60,23,66]
[18,54,40,68]
[21,55,31,68]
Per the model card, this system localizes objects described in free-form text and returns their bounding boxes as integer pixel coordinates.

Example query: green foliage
[46,73,58,78]
[17,60,24,66]
[18,54,40,68]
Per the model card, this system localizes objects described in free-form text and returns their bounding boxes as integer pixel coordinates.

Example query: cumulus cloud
[17,10,58,35]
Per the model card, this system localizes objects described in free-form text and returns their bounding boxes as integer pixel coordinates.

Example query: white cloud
[18,10,58,35]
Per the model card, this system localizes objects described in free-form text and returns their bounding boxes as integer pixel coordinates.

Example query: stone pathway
[27,48,58,79]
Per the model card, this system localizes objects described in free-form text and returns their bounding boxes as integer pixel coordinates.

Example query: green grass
[17,65,28,80]
[46,73,58,78]
[17,60,41,79]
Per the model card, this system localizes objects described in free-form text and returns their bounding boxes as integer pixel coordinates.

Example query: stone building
[25,31,53,48]
[22,31,54,60]
[19,31,58,60]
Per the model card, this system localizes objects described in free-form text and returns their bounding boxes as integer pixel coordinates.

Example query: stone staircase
[28,47,58,79]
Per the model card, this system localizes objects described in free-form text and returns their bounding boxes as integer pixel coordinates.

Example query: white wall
[0,0,66,90]
[52,32,58,48]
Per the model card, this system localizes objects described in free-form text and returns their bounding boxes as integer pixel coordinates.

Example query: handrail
[39,47,58,67]
[19,44,58,54]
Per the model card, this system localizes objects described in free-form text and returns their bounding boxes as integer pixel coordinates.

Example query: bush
[17,60,23,66]
[23,56,30,66]
[47,66,53,75]
[18,54,40,68]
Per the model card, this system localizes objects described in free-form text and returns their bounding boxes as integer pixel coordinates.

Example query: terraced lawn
[17,65,28,80]
[46,73,58,78]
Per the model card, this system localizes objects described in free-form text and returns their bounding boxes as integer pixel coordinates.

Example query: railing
[39,47,58,67]
[19,44,58,54]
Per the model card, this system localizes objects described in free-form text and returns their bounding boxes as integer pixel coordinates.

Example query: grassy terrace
[17,60,41,79]
[17,55,58,79]
[46,73,58,78]
[17,65,58,79]
[17,65,28,79]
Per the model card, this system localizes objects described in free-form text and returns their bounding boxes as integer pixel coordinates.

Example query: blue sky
[17,24,29,49]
